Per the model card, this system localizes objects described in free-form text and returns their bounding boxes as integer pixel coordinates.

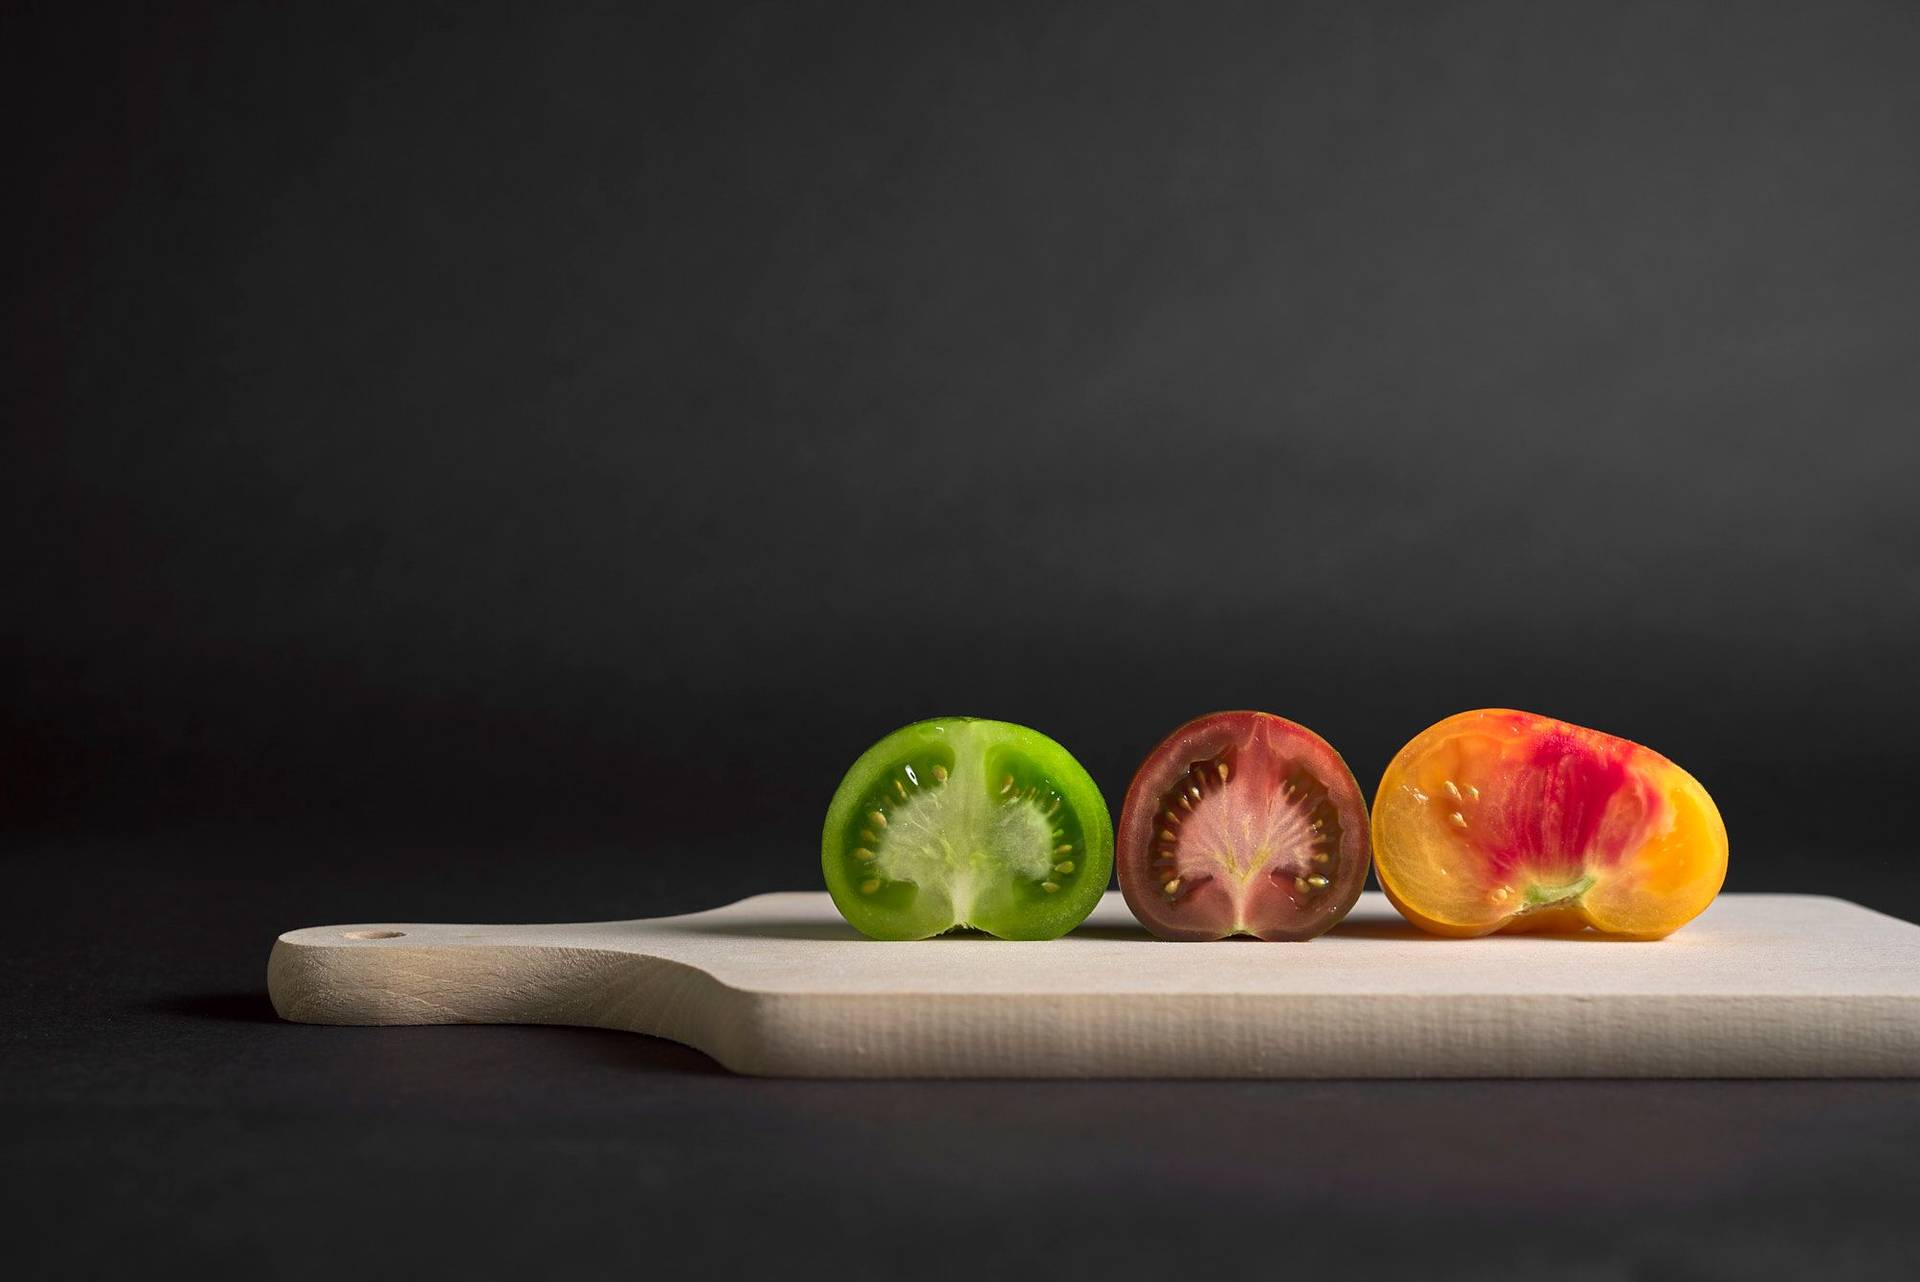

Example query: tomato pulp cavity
[1371,709,1728,938]
[822,718,1113,940]
[1116,711,1370,941]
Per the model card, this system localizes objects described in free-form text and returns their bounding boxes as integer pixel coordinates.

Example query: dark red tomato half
[1117,711,1371,941]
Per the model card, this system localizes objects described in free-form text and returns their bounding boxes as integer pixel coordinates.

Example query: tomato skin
[1370,709,1728,939]
[1116,711,1370,941]
[821,717,1113,941]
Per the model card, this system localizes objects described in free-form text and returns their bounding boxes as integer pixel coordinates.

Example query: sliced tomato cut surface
[821,718,1113,940]
[1370,709,1728,939]
[1116,711,1370,941]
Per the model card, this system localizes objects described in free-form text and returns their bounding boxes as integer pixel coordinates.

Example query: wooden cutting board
[268,891,1920,1078]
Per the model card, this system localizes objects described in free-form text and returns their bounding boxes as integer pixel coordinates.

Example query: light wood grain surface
[269,891,1920,1078]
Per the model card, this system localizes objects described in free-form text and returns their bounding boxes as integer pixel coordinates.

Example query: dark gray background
[7,1,1920,1277]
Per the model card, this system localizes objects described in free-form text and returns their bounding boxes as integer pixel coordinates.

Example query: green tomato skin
[821,717,1114,940]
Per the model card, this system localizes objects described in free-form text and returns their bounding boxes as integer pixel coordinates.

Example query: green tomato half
[822,718,1114,940]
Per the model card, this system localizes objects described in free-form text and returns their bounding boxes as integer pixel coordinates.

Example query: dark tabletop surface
[8,829,1920,1281]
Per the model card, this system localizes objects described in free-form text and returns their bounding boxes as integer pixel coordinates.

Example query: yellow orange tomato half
[1371,710,1728,939]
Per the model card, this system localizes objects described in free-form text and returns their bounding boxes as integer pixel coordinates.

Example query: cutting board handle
[267,921,690,1036]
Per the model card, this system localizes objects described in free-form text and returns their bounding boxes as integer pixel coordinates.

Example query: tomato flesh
[1371,709,1729,938]
[821,718,1113,940]
[1116,711,1370,941]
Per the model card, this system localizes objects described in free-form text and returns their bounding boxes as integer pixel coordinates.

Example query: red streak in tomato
[1475,731,1664,880]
